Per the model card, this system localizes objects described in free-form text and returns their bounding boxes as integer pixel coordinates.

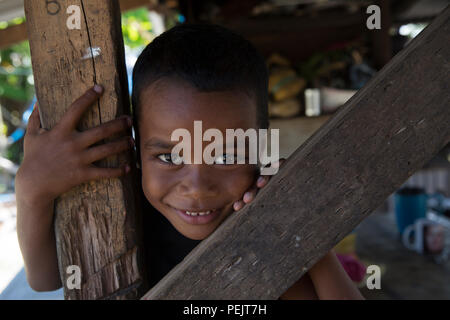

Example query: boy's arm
[15,188,61,291]
[279,250,364,300]
[278,272,318,300]
[16,86,133,292]
[308,250,365,300]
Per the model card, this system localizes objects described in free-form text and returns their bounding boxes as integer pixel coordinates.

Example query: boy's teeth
[185,210,212,216]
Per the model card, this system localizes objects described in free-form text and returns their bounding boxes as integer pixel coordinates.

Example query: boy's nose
[178,165,219,199]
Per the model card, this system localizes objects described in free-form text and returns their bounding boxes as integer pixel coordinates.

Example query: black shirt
[141,193,202,289]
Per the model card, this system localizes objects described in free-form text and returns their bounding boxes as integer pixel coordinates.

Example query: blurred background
[0,0,448,299]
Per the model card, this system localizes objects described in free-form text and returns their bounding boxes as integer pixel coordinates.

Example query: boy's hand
[233,158,286,211]
[15,85,134,207]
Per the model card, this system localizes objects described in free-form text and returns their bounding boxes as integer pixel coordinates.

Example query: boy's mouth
[180,209,217,216]
[168,205,223,225]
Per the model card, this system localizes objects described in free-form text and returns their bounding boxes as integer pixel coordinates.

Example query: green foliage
[0,20,35,168]
[121,8,155,48]
[0,17,32,102]
[0,40,34,102]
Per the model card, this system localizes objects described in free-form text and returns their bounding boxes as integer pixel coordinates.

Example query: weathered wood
[24,0,147,299]
[220,12,366,63]
[0,23,28,49]
[142,6,450,299]
[0,0,151,49]
[119,0,153,12]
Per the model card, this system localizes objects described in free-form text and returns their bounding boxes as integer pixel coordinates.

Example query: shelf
[269,114,331,158]
[219,12,367,63]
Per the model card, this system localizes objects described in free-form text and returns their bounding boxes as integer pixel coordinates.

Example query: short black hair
[131,23,269,166]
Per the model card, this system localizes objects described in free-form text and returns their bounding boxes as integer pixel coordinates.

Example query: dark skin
[16,82,363,299]
[138,77,363,299]
[138,77,259,240]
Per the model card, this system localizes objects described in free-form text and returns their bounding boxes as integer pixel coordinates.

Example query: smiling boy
[16,23,363,299]
[138,77,259,241]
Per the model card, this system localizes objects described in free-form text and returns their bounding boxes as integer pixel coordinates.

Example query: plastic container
[394,187,427,235]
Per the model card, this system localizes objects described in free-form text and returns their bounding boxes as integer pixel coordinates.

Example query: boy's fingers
[259,157,287,175]
[243,187,257,204]
[235,158,288,212]
[256,175,269,188]
[256,158,286,185]
[78,115,132,148]
[82,137,133,164]
[25,102,41,136]
[58,85,103,133]
[233,200,245,211]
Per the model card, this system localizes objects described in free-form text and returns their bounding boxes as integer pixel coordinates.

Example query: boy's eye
[156,153,244,165]
[214,154,238,165]
[157,153,183,165]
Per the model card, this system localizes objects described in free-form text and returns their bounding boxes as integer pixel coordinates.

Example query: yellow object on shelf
[269,68,306,102]
[268,98,301,118]
[267,53,292,68]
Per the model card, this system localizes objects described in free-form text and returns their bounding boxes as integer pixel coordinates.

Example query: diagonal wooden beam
[142,6,450,300]
[24,0,147,299]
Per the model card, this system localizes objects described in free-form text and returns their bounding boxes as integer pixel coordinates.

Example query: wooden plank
[142,7,450,299]
[0,23,28,49]
[220,12,366,63]
[119,0,154,12]
[24,0,147,300]
[0,0,152,49]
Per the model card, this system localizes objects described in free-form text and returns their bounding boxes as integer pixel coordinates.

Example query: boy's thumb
[26,102,42,135]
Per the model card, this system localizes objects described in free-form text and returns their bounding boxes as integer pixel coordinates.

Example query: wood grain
[142,6,450,299]
[0,23,28,49]
[0,0,151,49]
[24,0,147,300]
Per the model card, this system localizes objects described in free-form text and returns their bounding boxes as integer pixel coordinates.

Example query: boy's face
[138,78,259,240]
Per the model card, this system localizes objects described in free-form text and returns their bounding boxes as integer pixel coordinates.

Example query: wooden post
[24,0,147,299]
[0,0,151,49]
[142,7,450,299]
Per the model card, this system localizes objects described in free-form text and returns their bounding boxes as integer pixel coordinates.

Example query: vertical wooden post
[24,0,147,299]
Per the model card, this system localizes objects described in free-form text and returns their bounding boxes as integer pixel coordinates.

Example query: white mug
[402,218,445,254]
